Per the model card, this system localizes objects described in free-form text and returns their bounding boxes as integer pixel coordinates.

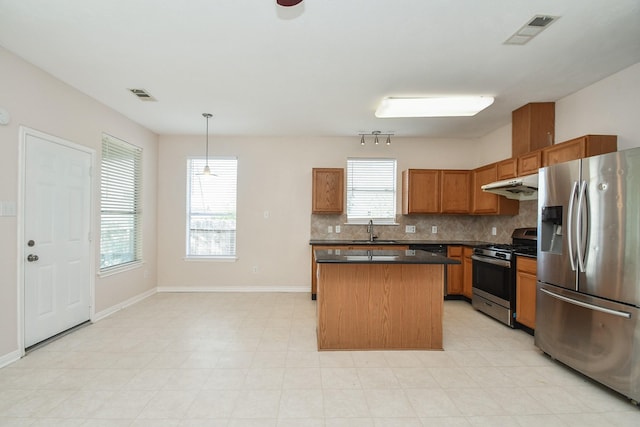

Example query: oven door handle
[471,254,511,268]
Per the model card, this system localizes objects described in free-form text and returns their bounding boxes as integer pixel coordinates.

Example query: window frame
[99,134,143,274]
[346,157,398,225]
[186,156,238,260]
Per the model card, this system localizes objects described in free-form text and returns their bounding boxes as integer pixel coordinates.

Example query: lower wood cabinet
[515,256,537,329]
[446,246,463,295]
[462,247,473,299]
[310,244,408,299]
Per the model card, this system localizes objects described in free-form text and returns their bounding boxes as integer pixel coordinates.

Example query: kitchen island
[314,248,459,351]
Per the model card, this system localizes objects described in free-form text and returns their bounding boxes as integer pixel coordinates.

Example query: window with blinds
[346,158,397,223]
[187,157,238,258]
[100,135,142,271]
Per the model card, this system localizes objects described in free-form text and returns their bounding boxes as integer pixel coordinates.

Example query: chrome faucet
[367,219,376,242]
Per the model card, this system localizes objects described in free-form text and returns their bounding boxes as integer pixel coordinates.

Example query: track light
[358,131,393,146]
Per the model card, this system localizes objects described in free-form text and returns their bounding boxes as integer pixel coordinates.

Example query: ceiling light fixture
[202,113,213,175]
[359,131,393,146]
[375,96,495,118]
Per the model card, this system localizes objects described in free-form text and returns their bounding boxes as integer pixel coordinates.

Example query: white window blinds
[100,135,142,271]
[346,158,397,223]
[187,158,238,257]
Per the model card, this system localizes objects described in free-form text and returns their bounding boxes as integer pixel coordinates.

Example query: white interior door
[24,131,92,348]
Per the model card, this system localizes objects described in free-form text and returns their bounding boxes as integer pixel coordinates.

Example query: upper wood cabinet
[472,163,519,215]
[512,102,555,157]
[517,150,542,176]
[312,168,343,214]
[497,158,517,180]
[441,170,471,213]
[403,169,470,214]
[402,169,441,214]
[542,134,617,167]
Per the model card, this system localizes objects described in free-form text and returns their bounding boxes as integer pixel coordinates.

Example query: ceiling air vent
[504,15,559,45]
[128,88,157,102]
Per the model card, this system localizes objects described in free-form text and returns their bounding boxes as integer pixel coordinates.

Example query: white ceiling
[1,0,639,138]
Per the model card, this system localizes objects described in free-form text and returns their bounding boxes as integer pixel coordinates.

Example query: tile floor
[1,292,639,426]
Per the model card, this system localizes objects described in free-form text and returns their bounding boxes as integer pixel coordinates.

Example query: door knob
[27,254,39,262]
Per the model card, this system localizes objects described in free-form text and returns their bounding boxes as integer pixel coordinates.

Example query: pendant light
[202,113,213,175]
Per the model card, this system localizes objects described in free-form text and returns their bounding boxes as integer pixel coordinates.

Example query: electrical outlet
[491,226,497,236]
[327,226,333,233]
[431,225,438,234]
[335,225,341,233]
[405,225,416,233]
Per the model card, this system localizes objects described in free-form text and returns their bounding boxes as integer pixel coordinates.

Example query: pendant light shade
[202,113,212,175]
[277,0,303,6]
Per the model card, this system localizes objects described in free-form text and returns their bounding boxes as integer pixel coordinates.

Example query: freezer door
[580,148,640,306]
[535,282,640,403]
[537,159,580,290]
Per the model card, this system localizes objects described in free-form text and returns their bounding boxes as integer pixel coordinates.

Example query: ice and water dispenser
[541,206,563,254]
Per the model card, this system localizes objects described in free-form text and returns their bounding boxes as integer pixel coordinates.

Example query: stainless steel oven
[472,249,514,326]
[471,228,537,327]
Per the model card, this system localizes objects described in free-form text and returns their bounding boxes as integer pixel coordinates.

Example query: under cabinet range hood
[481,173,538,200]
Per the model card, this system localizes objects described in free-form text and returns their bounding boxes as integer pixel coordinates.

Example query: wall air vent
[128,88,157,102]
[504,15,559,45]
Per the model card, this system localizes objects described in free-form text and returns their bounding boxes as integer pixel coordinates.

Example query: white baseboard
[93,287,157,322]
[156,285,308,293]
[0,349,21,369]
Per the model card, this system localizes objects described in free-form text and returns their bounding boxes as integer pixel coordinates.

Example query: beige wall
[156,135,479,290]
[556,62,640,150]
[0,47,158,362]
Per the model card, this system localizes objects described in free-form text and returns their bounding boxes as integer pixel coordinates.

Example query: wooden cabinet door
[497,159,517,180]
[472,163,519,215]
[542,138,586,167]
[402,169,440,214]
[472,164,498,214]
[517,150,542,176]
[512,102,555,157]
[447,246,463,295]
[462,247,473,299]
[516,257,537,329]
[441,170,470,213]
[542,135,617,167]
[312,168,343,213]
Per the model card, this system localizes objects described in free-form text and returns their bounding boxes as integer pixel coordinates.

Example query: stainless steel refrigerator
[536,146,640,404]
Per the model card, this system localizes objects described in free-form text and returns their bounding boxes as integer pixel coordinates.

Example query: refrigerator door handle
[540,288,632,319]
[576,180,588,272]
[567,181,579,272]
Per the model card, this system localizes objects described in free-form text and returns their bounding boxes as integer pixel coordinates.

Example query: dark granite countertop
[314,249,461,265]
[310,239,488,247]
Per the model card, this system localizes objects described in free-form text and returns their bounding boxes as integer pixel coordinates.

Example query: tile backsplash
[311,200,538,244]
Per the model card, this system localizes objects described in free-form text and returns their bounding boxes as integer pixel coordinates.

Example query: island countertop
[314,248,461,265]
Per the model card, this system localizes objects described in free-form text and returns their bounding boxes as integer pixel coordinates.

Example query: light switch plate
[405,225,416,233]
[431,225,438,234]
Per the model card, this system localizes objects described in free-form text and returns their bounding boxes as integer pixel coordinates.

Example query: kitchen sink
[345,255,399,261]
[350,239,397,244]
